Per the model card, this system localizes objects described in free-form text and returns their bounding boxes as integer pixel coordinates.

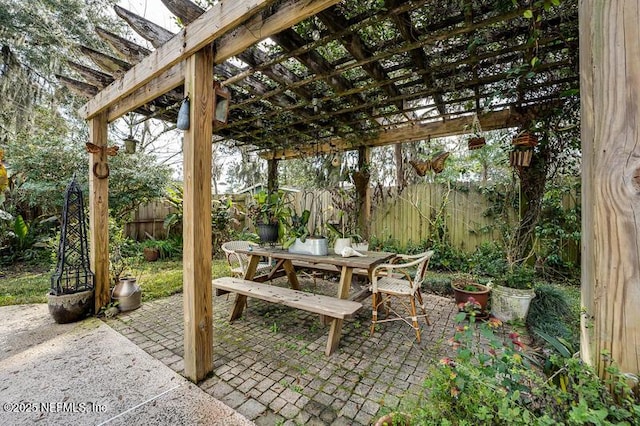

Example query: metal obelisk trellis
[50,176,94,295]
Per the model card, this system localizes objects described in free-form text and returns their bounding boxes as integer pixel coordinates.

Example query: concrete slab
[0,304,253,426]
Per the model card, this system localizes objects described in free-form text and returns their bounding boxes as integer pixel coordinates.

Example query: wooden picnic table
[233,247,396,355]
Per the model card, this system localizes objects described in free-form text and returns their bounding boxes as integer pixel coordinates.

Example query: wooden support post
[267,158,279,193]
[356,147,371,240]
[88,112,110,313]
[182,47,214,382]
[580,0,640,378]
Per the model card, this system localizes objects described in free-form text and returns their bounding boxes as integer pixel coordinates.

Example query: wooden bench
[212,277,363,355]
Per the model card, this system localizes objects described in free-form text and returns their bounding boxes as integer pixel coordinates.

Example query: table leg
[324,266,355,353]
[230,255,260,321]
[282,259,301,290]
[337,266,353,299]
[229,294,247,321]
[243,255,259,280]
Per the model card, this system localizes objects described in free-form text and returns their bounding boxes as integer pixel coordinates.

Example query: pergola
[64,0,638,382]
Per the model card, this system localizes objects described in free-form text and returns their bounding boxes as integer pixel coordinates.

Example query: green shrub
[468,241,508,277]
[410,314,640,425]
[427,241,467,272]
[527,284,579,349]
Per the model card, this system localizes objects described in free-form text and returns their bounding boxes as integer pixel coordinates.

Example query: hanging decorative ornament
[331,154,340,167]
[409,151,450,176]
[468,113,486,150]
[85,143,119,179]
[176,96,190,130]
[123,136,137,154]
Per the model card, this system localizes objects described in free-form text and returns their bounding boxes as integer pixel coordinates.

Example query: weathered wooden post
[88,112,110,313]
[182,46,214,382]
[579,0,640,378]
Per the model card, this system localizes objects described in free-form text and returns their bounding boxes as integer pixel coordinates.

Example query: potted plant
[451,274,491,312]
[467,135,486,150]
[141,239,160,261]
[247,190,289,245]
[326,220,362,255]
[490,266,536,322]
[284,209,328,256]
[512,130,538,148]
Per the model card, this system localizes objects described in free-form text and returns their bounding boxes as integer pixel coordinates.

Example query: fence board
[125,183,579,263]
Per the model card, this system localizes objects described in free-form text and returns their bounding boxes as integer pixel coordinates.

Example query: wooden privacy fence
[125,200,176,240]
[125,184,579,261]
[370,184,500,252]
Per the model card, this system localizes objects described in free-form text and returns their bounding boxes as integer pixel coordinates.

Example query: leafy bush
[527,284,579,349]
[468,241,508,277]
[369,235,402,253]
[499,266,536,290]
[140,237,183,260]
[410,314,640,425]
[534,180,581,281]
[427,241,467,272]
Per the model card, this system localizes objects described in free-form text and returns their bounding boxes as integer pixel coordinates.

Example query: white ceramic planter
[288,237,328,256]
[333,237,352,255]
[491,285,535,322]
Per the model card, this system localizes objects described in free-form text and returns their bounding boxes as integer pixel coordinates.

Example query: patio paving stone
[104,275,467,424]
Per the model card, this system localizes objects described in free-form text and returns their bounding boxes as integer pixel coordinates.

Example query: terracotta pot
[374,412,411,426]
[452,282,491,311]
[143,247,159,261]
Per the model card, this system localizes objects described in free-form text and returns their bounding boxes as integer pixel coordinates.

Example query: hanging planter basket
[512,132,538,148]
[509,149,533,167]
[123,137,137,154]
[468,136,486,150]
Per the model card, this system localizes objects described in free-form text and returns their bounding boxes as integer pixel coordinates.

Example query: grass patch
[0,272,50,305]
[0,259,232,307]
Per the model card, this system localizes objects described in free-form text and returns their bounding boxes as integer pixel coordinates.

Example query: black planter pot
[256,223,279,245]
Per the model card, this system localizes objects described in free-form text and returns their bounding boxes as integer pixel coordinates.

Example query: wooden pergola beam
[56,75,99,98]
[95,27,152,63]
[114,5,174,48]
[260,107,527,159]
[82,0,343,122]
[80,0,276,119]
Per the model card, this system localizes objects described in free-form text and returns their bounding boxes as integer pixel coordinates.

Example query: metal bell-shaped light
[177,97,190,130]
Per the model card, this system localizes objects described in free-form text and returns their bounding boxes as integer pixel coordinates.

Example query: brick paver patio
[106,276,460,425]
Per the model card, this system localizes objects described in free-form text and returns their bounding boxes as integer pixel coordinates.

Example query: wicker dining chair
[221,241,272,278]
[369,250,435,342]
